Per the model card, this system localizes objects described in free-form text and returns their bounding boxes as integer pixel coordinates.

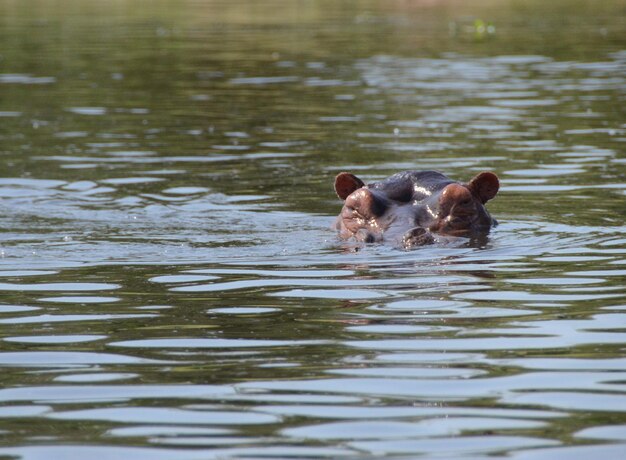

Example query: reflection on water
[0,0,625,458]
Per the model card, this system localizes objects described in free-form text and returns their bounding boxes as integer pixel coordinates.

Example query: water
[0,0,625,458]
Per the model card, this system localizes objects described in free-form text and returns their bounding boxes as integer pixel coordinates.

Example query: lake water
[0,0,625,458]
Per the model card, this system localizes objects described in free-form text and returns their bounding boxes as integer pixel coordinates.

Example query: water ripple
[0,3,624,458]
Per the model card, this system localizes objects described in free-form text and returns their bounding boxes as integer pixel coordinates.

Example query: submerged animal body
[334,170,499,248]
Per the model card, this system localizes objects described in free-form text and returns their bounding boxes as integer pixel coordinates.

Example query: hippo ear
[468,172,499,204]
[335,172,365,200]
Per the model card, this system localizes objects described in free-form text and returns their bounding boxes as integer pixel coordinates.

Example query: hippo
[334,170,499,248]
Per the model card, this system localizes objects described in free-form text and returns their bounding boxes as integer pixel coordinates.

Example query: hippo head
[334,170,499,246]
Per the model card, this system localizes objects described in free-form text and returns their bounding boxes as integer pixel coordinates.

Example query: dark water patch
[4,335,107,344]
[0,351,167,367]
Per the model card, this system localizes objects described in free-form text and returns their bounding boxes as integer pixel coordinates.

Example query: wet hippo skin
[334,170,499,248]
